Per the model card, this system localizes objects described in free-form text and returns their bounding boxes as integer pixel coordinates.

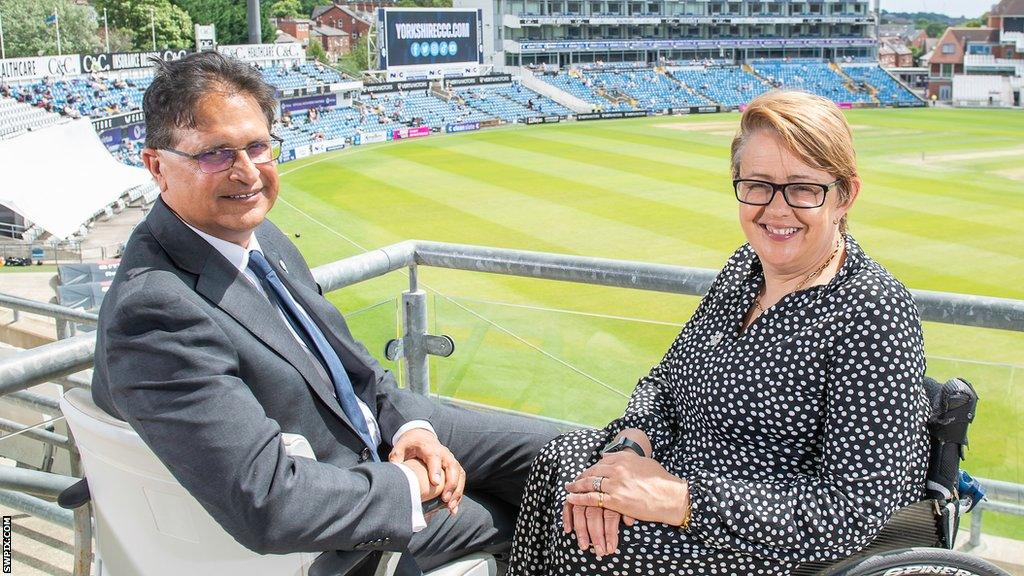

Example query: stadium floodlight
[247,0,262,45]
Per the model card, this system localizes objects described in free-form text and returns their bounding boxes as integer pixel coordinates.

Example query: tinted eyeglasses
[162,136,284,174]
[733,179,839,209]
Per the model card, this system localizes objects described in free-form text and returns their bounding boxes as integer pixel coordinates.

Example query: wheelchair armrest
[57,478,91,510]
[308,550,379,576]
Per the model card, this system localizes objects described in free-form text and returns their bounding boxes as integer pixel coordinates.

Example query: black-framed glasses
[162,136,284,174]
[733,178,839,209]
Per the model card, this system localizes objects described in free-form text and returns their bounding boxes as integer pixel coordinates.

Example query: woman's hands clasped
[563,451,689,559]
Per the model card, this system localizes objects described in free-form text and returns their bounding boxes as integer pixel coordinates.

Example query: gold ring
[592,476,604,492]
[597,492,605,508]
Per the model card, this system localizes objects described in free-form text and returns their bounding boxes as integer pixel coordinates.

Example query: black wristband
[600,436,646,458]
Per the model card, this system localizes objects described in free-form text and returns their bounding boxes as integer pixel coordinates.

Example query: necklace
[754,237,842,314]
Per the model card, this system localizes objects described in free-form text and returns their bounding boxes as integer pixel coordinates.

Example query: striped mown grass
[272,108,1024,538]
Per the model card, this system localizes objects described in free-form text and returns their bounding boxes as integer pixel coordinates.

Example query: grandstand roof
[991,0,1024,16]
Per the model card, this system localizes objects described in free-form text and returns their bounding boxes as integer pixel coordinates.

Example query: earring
[832,217,840,225]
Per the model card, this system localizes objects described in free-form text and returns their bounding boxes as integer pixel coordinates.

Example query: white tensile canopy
[0,119,152,240]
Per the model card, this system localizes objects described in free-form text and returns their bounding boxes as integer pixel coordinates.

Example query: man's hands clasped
[390,428,465,515]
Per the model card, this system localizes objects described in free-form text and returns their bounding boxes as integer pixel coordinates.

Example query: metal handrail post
[402,265,430,396]
[67,430,93,576]
[969,507,984,548]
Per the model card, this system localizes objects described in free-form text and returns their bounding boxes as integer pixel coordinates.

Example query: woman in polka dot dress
[507,91,931,575]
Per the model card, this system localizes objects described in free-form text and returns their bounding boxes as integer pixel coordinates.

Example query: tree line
[0,0,279,58]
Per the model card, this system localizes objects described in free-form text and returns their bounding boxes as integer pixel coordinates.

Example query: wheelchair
[58,377,1009,576]
[792,376,1007,576]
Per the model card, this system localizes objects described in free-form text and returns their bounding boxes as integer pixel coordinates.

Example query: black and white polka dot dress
[508,235,931,575]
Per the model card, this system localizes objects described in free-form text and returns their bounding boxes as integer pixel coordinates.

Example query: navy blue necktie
[246,250,380,461]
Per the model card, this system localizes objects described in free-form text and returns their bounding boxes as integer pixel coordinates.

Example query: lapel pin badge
[279,259,289,274]
[710,332,724,347]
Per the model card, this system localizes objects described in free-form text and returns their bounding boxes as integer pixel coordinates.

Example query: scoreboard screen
[378,9,483,70]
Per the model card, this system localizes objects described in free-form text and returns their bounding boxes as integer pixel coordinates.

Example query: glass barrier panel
[343,297,404,382]
[429,294,681,428]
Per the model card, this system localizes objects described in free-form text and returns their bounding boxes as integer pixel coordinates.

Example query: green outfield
[271,108,1024,537]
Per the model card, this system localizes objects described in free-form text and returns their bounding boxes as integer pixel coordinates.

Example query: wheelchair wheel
[826,547,1011,576]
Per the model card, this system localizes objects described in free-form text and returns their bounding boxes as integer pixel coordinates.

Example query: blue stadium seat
[842,64,920,106]
[668,66,771,108]
[749,60,873,104]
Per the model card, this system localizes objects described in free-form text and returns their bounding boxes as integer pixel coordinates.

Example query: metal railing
[1,241,85,265]
[0,293,98,340]
[0,239,1022,575]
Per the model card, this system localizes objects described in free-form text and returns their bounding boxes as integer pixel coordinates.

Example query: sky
[879,0,995,18]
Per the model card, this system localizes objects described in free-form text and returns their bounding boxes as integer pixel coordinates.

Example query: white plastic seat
[61,387,316,576]
[60,388,496,576]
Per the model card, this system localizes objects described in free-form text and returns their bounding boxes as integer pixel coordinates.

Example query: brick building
[927,27,1001,99]
[275,18,312,45]
[310,25,352,61]
[879,37,914,67]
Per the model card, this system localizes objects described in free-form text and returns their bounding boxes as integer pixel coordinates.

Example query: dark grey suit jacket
[92,197,439,555]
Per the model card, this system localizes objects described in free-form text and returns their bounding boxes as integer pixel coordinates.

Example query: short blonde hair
[730,90,857,233]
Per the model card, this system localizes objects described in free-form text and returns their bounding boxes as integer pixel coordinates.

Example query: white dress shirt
[187,225,430,532]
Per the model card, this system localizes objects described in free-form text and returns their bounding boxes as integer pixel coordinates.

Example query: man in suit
[91,51,557,573]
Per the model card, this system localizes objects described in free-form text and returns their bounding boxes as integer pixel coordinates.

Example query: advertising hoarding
[218,43,305,64]
[281,93,338,115]
[392,126,431,140]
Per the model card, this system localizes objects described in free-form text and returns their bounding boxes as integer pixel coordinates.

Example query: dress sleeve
[616,273,722,460]
[684,287,929,564]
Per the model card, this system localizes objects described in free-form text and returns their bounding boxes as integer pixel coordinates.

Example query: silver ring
[592,476,604,492]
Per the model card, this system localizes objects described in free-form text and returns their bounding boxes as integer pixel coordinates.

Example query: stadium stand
[258,62,346,91]
[109,140,144,167]
[539,72,611,109]
[586,68,713,110]
[0,97,65,138]
[2,54,927,177]
[496,83,572,116]
[456,83,571,122]
[6,74,150,118]
[667,66,772,108]
[842,64,921,105]
[749,60,873,103]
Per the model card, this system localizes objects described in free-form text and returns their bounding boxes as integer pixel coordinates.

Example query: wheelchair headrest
[922,376,978,504]
[923,376,977,447]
